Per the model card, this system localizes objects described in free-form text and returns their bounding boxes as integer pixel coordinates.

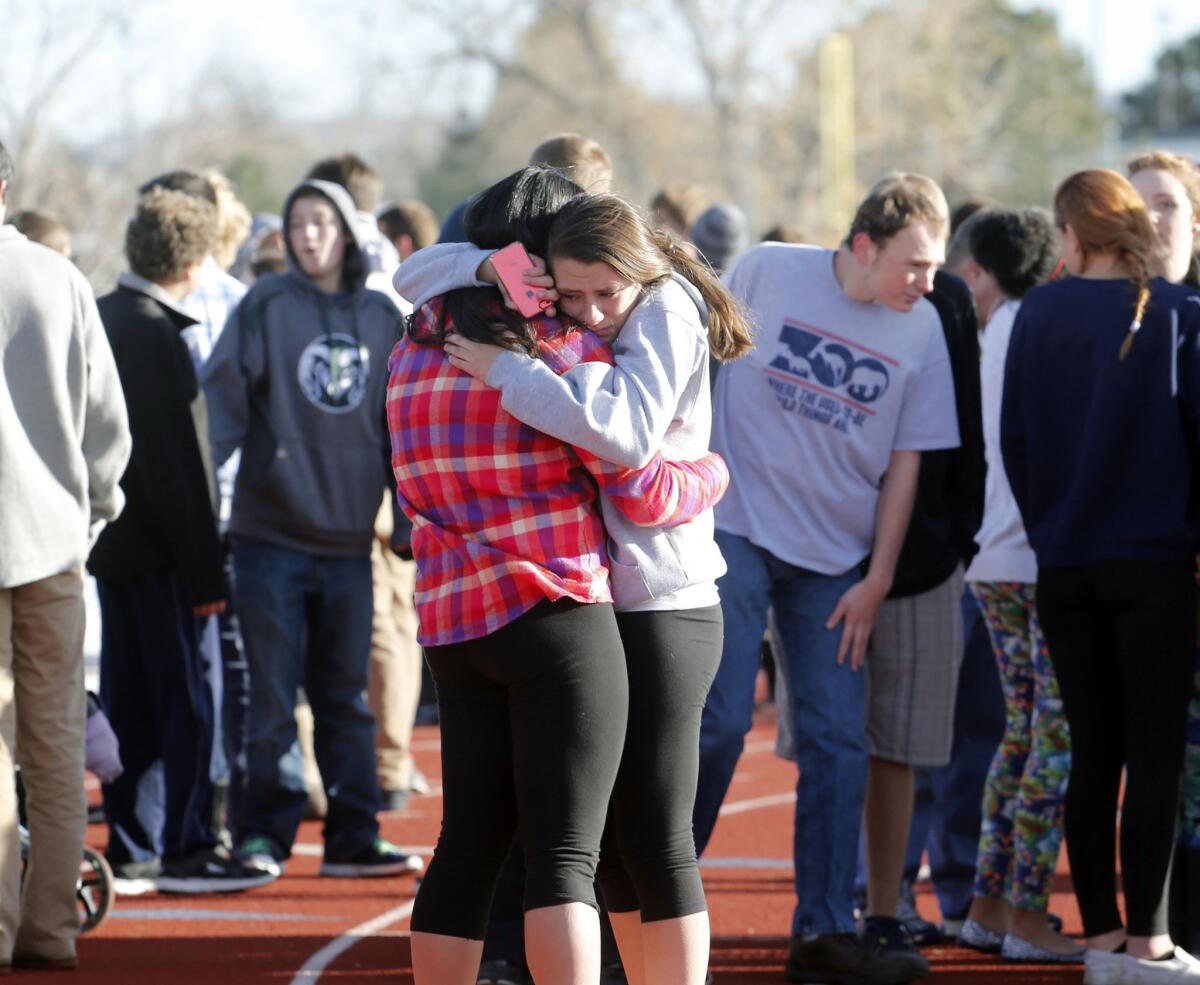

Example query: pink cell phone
[491,242,547,319]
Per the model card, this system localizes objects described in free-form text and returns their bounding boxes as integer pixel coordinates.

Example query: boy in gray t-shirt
[694,175,960,985]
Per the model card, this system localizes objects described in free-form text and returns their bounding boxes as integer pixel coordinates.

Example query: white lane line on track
[718,791,795,816]
[289,899,415,983]
[743,739,778,754]
[289,843,433,857]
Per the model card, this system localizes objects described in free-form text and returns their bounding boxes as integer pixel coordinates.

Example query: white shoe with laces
[1125,947,1200,983]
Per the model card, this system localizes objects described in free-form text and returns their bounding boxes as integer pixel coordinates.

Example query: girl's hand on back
[479,251,560,317]
[445,334,504,382]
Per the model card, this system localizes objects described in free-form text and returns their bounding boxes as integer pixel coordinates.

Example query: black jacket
[88,283,225,604]
[888,270,985,598]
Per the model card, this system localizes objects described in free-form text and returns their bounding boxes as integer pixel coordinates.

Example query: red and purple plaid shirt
[387,296,728,646]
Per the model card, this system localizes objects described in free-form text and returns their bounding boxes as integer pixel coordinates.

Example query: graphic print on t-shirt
[765,320,896,434]
[297,334,371,413]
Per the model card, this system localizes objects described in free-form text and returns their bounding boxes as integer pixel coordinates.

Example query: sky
[162,0,1200,103]
[1023,0,1198,95]
[4,0,1199,145]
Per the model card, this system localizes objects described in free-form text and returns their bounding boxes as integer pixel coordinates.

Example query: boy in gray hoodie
[202,179,420,879]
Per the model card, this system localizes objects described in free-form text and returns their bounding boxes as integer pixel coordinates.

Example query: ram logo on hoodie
[297,334,370,413]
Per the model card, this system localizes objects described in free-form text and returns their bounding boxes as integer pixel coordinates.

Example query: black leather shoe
[862,916,930,977]
[786,932,917,985]
[476,959,530,985]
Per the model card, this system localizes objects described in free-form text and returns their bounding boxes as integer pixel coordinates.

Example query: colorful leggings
[970,582,1070,911]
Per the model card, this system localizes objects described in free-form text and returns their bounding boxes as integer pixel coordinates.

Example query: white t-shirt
[713,243,961,574]
[964,299,1037,583]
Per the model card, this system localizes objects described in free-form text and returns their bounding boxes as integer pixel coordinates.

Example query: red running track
[55,710,1085,983]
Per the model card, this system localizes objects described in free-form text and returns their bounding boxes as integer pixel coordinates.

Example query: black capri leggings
[596,604,724,921]
[411,598,628,940]
[1036,559,1195,939]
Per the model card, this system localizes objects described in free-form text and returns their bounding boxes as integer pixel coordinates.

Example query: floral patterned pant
[970,582,1071,911]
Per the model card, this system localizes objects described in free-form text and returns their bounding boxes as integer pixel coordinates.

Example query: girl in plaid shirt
[389,168,733,984]
[422,193,752,985]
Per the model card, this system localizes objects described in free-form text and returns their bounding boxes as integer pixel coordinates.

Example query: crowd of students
[2,130,1200,985]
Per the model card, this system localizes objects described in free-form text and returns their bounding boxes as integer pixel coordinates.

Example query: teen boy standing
[202,179,419,879]
[695,174,961,985]
[89,189,269,894]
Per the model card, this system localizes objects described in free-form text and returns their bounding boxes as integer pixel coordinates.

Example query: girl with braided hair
[1001,168,1200,984]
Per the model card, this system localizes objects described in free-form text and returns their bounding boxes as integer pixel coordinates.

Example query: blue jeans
[695,530,866,935]
[231,538,380,859]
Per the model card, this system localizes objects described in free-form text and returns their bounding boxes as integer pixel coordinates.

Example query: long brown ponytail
[1053,169,1162,359]
[547,195,753,362]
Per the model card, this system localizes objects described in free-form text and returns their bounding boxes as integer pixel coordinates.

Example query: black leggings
[596,605,724,921]
[411,599,628,940]
[1037,560,1195,938]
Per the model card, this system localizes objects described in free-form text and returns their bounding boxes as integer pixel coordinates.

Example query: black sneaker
[786,932,917,985]
[319,837,424,877]
[895,887,944,946]
[235,836,285,878]
[862,916,931,977]
[156,845,277,893]
[476,959,530,985]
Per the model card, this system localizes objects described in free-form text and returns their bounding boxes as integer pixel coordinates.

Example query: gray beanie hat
[690,202,749,273]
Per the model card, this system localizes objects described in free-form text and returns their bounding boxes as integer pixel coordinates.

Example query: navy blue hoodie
[1001,276,1200,566]
[201,180,402,557]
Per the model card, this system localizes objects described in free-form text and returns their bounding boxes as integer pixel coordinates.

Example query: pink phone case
[491,242,546,318]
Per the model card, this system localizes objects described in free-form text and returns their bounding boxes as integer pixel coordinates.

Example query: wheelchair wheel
[78,846,113,933]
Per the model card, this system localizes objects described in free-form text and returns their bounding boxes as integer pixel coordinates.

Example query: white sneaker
[1085,948,1128,985]
[1126,947,1200,983]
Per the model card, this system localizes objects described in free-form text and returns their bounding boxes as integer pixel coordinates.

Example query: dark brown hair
[548,194,753,361]
[125,188,216,283]
[378,200,440,252]
[847,173,949,247]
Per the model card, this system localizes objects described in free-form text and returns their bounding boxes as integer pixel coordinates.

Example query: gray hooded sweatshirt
[201,180,402,557]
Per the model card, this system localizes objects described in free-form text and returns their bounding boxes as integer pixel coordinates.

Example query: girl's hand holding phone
[479,248,560,318]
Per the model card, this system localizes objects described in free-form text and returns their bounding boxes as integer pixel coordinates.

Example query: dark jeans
[1037,559,1195,938]
[412,599,627,940]
[231,538,380,859]
[597,606,723,920]
[216,547,249,827]
[97,571,216,865]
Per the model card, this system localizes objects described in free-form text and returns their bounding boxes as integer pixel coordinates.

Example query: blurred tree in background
[0,0,1120,282]
[415,0,1105,240]
[1122,31,1200,137]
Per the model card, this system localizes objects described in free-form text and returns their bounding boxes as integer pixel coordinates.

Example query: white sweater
[0,227,131,588]
[964,299,1037,584]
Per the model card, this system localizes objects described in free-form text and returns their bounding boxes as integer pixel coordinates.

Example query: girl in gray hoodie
[402,194,752,985]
